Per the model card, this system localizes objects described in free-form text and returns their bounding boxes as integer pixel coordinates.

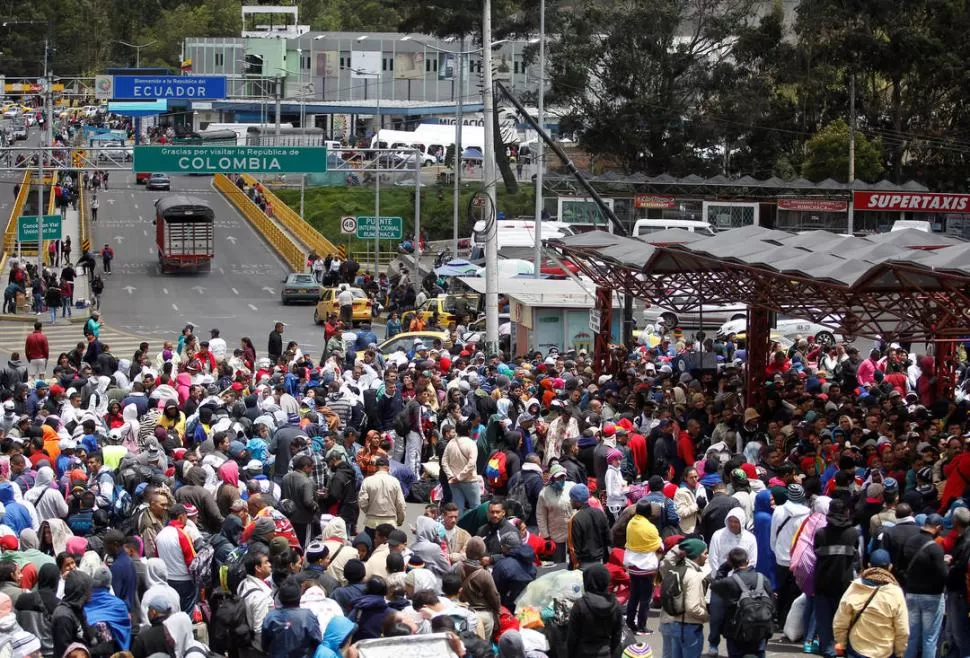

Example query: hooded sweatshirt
[25,468,68,523]
[813,507,860,600]
[314,614,356,658]
[832,568,909,658]
[139,559,181,628]
[790,496,831,596]
[163,611,206,658]
[0,484,32,535]
[51,571,90,658]
[13,591,51,658]
[410,516,450,578]
[321,517,354,585]
[708,508,758,572]
[752,489,777,588]
[567,565,623,658]
[492,543,537,610]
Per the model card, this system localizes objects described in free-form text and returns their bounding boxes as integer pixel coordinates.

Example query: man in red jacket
[24,321,48,382]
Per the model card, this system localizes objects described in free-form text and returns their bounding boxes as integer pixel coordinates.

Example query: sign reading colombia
[853,191,970,213]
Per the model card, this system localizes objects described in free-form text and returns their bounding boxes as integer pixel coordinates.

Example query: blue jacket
[312,616,356,658]
[0,484,31,534]
[350,594,390,642]
[753,490,778,588]
[331,582,367,615]
[110,550,138,612]
[641,491,680,528]
[492,544,537,610]
[261,606,322,658]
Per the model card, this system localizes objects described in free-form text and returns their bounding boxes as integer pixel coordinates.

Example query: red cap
[50,384,65,396]
[438,356,451,372]
[459,350,471,358]
[740,463,757,480]
[663,482,678,499]
[602,423,616,437]
[0,536,17,551]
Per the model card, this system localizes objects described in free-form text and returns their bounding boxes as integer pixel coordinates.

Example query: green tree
[445,143,457,169]
[801,119,883,182]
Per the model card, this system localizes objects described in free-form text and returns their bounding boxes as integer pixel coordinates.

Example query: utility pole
[453,37,465,256]
[36,38,48,272]
[482,0,500,354]
[533,0,545,279]
[274,75,281,140]
[847,72,856,235]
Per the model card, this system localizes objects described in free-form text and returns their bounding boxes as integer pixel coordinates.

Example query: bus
[171,129,240,146]
[245,126,328,147]
[154,195,215,274]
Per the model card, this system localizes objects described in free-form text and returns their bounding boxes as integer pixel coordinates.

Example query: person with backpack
[659,537,709,657]
[566,484,611,570]
[505,453,543,528]
[712,547,776,658]
[484,431,521,499]
[832,548,909,658]
[234,551,274,658]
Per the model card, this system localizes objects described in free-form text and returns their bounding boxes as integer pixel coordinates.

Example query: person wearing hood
[173,466,223,535]
[498,629,527,658]
[216,460,241,518]
[790,496,831,652]
[25,468,68,524]
[261,577,321,658]
[491,528,536,611]
[348,576,389,642]
[51,570,89,658]
[752,489,777,589]
[456,537,501,639]
[138,559,180,630]
[811,498,860,658]
[770,483,810,626]
[659,538,709,658]
[0,483,32,535]
[163,611,210,658]
[83,566,130,653]
[323,447,358,536]
[299,579,343,633]
[314,614,356,658]
[320,518,354,585]
[710,508,758,578]
[0,591,41,658]
[567,564,623,658]
[14,588,51,658]
[833,549,909,658]
[35,563,59,617]
[131,596,175,658]
[410,516,450,579]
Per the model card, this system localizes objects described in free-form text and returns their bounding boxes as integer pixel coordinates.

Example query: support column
[934,338,955,399]
[745,306,772,409]
[593,286,612,376]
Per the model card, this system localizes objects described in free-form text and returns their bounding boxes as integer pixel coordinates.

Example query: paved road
[91,172,333,356]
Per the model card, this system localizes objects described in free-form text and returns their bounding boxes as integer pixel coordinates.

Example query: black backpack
[506,473,533,523]
[725,573,775,644]
[208,588,256,655]
[659,561,688,616]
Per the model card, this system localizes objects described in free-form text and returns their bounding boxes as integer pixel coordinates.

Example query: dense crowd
[0,293,966,658]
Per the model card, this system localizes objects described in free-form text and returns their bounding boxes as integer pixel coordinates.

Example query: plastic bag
[783,593,807,642]
[517,606,544,630]
[515,569,583,610]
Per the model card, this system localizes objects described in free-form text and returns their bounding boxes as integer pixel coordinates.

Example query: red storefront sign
[777,198,848,212]
[853,191,970,213]
[634,193,678,209]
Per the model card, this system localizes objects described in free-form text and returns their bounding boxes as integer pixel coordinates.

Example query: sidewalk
[0,205,90,324]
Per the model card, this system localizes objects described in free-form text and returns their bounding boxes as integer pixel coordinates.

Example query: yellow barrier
[78,180,89,255]
[213,174,305,273]
[40,175,58,264]
[3,171,32,254]
[240,174,339,258]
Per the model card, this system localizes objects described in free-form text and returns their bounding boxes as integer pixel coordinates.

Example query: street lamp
[401,36,508,256]
[534,0,546,279]
[114,40,157,68]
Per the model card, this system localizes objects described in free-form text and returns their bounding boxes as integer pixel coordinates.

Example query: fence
[240,174,339,259]
[3,171,31,255]
[214,174,306,273]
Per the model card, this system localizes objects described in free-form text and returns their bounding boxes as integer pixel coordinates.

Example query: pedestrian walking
[101,243,113,275]
[91,194,99,222]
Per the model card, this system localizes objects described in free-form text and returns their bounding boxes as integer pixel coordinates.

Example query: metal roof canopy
[548,226,970,341]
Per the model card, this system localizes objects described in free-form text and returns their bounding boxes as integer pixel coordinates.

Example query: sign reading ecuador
[133,145,329,174]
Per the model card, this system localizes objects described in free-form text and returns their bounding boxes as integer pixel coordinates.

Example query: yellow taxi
[313,286,372,326]
[409,293,480,328]
[377,330,451,356]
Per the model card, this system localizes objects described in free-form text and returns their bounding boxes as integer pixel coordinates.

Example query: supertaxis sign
[110,75,227,100]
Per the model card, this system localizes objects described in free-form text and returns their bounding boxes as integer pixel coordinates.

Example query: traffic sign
[355,216,403,240]
[110,75,227,100]
[133,145,328,174]
[340,216,357,234]
[589,309,601,333]
[18,215,61,241]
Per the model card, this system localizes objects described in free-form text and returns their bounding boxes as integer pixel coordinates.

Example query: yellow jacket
[625,514,662,554]
[833,569,909,658]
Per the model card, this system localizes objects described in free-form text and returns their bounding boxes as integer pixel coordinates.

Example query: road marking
[162,288,168,295]
[248,304,258,311]
[231,288,239,295]
[218,267,225,275]
[143,229,147,236]
[172,304,179,312]
[133,204,138,209]
[149,247,154,254]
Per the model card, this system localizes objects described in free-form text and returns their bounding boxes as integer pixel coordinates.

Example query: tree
[445,143,457,169]
[801,119,883,182]
[547,0,758,175]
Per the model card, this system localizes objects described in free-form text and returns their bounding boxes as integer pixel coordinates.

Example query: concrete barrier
[241,174,339,259]
[213,174,306,272]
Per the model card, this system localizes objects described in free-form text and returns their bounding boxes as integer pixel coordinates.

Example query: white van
[633,219,717,238]
[469,220,574,260]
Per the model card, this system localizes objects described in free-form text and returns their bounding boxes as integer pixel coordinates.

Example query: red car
[136,172,152,184]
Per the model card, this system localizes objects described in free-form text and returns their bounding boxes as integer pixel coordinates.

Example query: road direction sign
[133,145,328,174]
[340,216,357,234]
[17,215,61,241]
[355,216,403,240]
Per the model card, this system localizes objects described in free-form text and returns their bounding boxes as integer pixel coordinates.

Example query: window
[514,60,520,74]
[215,53,224,67]
[469,60,482,74]
[303,55,310,70]
[425,58,438,72]
[382,57,394,72]
[340,56,348,69]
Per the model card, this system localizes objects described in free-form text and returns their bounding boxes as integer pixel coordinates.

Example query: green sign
[17,215,61,241]
[132,145,328,174]
[356,216,403,240]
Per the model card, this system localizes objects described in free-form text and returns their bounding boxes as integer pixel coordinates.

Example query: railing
[240,174,339,259]
[40,175,57,262]
[3,171,31,255]
[214,174,305,273]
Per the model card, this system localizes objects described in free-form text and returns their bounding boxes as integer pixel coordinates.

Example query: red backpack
[485,450,509,489]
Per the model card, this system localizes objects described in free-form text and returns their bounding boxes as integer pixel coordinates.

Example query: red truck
[153,195,214,273]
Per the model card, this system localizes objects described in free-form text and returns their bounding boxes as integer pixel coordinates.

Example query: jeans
[627,574,654,631]
[662,622,704,658]
[404,430,422,477]
[814,594,839,658]
[450,480,481,516]
[169,578,197,613]
[61,298,71,317]
[945,592,970,658]
[708,590,726,648]
[390,431,405,463]
[903,592,945,658]
[802,594,816,643]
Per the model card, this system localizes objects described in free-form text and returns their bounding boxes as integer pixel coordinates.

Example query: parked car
[280,273,322,305]
[11,123,27,140]
[641,292,747,331]
[314,286,372,325]
[716,316,847,347]
[378,331,451,356]
[146,173,171,191]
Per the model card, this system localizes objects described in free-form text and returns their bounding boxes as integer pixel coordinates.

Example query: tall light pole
[357,35,383,274]
[482,0,499,354]
[533,0,546,278]
[114,40,156,68]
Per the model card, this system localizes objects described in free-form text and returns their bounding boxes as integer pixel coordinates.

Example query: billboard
[350,51,380,79]
[634,193,678,209]
[853,191,970,213]
[438,53,456,80]
[395,53,425,80]
[315,51,339,77]
[777,198,848,212]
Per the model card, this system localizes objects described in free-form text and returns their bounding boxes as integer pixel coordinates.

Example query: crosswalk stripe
[0,322,152,358]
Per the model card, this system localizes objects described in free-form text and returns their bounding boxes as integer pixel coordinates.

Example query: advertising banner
[777,198,848,212]
[853,191,970,213]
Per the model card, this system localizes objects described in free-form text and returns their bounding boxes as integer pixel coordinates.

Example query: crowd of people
[0,290,965,658]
